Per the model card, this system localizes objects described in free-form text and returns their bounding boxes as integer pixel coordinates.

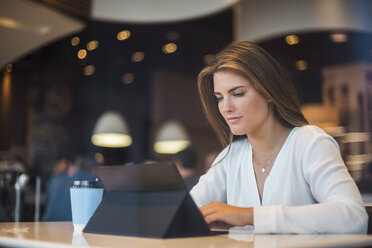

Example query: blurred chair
[365,206,372,234]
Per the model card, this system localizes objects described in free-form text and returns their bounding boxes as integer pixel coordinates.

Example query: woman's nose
[222,98,233,113]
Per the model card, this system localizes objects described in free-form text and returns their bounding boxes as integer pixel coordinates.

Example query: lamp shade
[91,111,132,148]
[91,0,239,23]
[154,121,190,154]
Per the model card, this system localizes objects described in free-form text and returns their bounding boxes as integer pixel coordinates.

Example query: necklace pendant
[261,168,265,173]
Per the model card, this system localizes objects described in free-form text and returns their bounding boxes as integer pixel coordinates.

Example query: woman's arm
[190,147,230,207]
[190,164,227,207]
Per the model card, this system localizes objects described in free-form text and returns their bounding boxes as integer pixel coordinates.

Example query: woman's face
[213,71,271,136]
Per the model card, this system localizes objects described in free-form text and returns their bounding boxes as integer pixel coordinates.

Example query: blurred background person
[172,147,199,191]
[42,152,98,221]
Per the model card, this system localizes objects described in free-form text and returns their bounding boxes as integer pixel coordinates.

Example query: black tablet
[86,161,227,238]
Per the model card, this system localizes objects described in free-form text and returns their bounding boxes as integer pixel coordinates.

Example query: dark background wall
[1,9,233,181]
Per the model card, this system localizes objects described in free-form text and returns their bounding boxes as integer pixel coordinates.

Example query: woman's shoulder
[290,125,337,149]
[292,125,329,140]
[213,138,248,166]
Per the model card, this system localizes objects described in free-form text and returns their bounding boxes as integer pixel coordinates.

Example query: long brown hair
[198,41,308,147]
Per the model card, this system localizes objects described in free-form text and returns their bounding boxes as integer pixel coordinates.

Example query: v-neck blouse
[190,125,368,234]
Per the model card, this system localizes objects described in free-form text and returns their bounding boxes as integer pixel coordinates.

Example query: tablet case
[83,162,219,238]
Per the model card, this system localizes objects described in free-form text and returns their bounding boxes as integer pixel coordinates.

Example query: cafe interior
[0,0,372,246]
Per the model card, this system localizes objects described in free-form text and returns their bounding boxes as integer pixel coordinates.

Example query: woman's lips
[227,116,242,124]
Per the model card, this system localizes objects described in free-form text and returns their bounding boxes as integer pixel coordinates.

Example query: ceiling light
[154,121,190,154]
[285,35,299,45]
[71,36,80,46]
[295,60,308,71]
[122,73,135,84]
[131,51,145,62]
[91,111,132,148]
[117,30,131,41]
[162,43,177,54]
[77,49,87,59]
[83,65,95,76]
[87,40,99,51]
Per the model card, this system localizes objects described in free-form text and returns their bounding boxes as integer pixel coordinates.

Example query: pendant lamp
[154,121,190,154]
[91,111,132,148]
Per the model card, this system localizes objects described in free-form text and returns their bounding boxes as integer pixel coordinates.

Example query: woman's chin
[231,129,246,136]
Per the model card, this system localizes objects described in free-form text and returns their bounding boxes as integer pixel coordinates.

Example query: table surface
[1,222,372,248]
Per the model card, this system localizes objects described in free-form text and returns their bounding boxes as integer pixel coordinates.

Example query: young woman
[190,41,368,234]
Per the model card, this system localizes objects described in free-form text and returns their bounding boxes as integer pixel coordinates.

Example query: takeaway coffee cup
[70,179,104,232]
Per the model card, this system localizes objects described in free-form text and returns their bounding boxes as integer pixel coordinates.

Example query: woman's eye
[215,96,223,103]
[233,92,245,97]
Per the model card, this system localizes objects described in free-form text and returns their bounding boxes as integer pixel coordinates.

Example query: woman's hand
[199,201,254,228]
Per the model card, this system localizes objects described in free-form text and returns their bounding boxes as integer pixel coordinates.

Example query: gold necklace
[252,135,287,173]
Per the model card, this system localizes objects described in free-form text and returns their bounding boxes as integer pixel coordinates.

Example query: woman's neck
[247,120,291,156]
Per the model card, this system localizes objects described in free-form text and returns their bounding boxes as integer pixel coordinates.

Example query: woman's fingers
[200,202,231,225]
[200,207,215,217]
[199,201,254,227]
[200,201,221,216]
[204,211,226,224]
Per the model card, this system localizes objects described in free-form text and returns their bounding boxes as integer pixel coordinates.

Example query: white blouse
[190,125,368,234]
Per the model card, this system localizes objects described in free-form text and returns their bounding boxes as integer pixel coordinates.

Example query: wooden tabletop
[1,222,372,248]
